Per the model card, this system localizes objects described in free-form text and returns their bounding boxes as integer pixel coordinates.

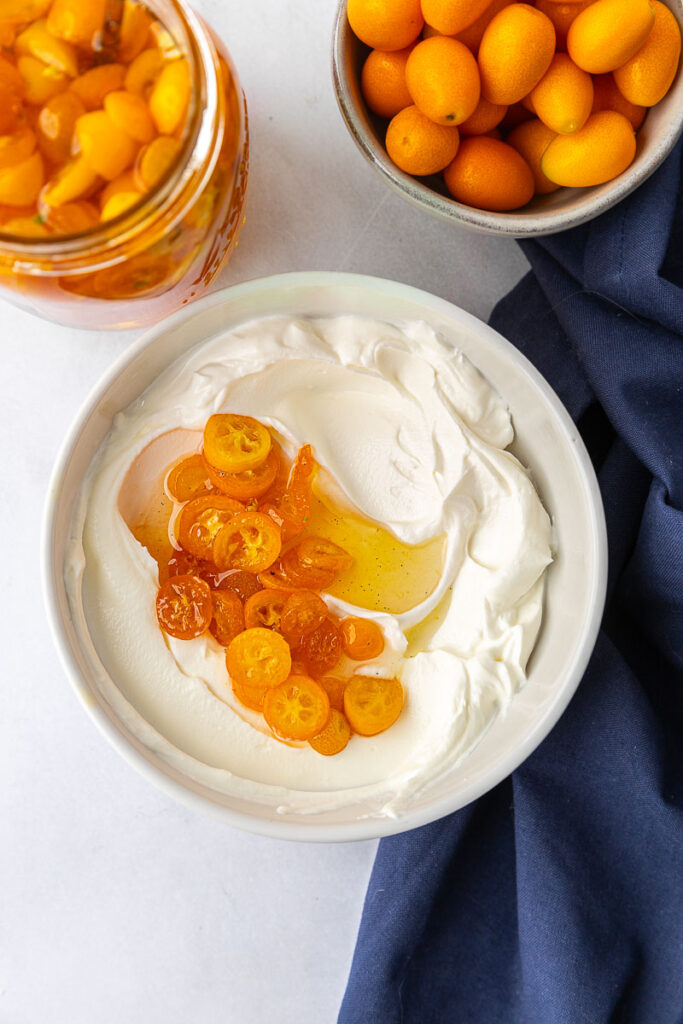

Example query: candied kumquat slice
[344,675,404,736]
[134,135,179,189]
[119,0,153,63]
[231,677,269,712]
[16,19,78,78]
[104,89,155,143]
[166,454,213,502]
[124,47,163,96]
[162,548,221,587]
[264,674,330,742]
[218,569,262,602]
[281,536,353,589]
[0,128,36,171]
[213,511,281,573]
[202,448,279,500]
[226,627,292,688]
[37,90,85,163]
[319,676,348,713]
[298,617,343,676]
[204,413,272,474]
[341,617,385,660]
[309,708,352,756]
[149,57,190,135]
[70,64,127,110]
[44,199,99,233]
[101,190,141,220]
[40,155,98,207]
[156,573,212,640]
[47,0,107,48]
[244,588,289,631]
[177,493,243,561]
[275,444,316,540]
[0,150,43,205]
[281,590,328,641]
[75,110,137,181]
[210,589,244,647]
[18,55,68,105]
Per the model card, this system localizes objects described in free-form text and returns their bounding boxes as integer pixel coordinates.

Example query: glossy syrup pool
[118,429,446,613]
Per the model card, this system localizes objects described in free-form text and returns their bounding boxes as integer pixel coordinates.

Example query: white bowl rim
[331,0,683,237]
[42,271,608,842]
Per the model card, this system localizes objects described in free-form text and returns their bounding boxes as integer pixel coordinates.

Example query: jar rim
[0,0,219,260]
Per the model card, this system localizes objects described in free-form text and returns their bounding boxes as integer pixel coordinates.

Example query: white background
[0,1,528,1020]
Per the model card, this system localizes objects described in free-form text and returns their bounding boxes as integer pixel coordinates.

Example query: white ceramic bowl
[332,0,683,236]
[43,272,607,841]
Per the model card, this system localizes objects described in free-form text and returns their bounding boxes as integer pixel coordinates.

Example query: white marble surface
[0,1,528,1020]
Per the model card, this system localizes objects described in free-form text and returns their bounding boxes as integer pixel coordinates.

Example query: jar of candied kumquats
[0,0,248,328]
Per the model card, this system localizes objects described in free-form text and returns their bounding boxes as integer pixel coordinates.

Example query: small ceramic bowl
[43,272,607,842]
[332,0,683,236]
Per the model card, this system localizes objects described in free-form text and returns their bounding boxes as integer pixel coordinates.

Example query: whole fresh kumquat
[478,4,556,104]
[444,135,534,209]
[533,0,594,51]
[506,118,560,192]
[591,74,646,128]
[530,53,594,133]
[540,109,636,185]
[361,46,414,118]
[613,0,681,106]
[385,104,460,174]
[421,0,498,35]
[309,709,352,756]
[567,0,655,73]
[406,36,481,124]
[455,0,514,53]
[347,0,424,50]
[458,96,508,134]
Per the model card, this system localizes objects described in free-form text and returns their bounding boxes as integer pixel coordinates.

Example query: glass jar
[0,0,248,329]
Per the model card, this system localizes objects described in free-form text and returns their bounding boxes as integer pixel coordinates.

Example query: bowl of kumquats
[332,0,683,234]
[43,272,607,840]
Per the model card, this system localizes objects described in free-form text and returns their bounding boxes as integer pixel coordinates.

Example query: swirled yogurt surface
[65,315,552,818]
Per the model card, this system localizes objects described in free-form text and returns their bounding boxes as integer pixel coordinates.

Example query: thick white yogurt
[65,315,552,818]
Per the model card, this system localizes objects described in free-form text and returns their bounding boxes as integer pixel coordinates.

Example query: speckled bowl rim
[332,0,683,237]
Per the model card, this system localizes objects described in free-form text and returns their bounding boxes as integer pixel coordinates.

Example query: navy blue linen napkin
[339,142,683,1024]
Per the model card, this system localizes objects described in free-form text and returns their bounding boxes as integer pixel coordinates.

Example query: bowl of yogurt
[43,272,607,841]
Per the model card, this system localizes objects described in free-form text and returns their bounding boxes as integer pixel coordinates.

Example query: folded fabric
[339,141,683,1024]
